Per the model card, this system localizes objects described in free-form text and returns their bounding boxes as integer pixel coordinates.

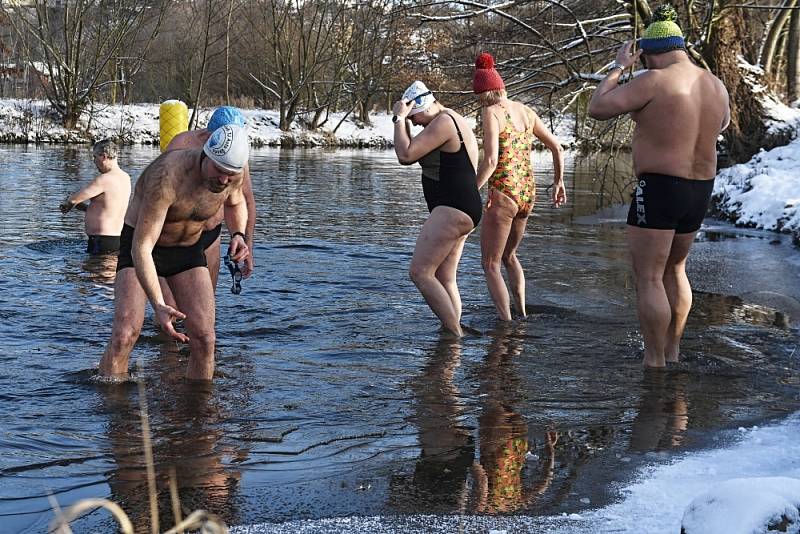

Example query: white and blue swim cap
[207,106,246,132]
[203,124,249,173]
[402,81,435,116]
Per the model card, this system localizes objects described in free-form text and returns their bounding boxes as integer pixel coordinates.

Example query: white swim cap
[402,81,435,116]
[203,124,249,173]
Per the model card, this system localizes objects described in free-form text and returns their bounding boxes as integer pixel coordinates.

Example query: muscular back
[631,61,729,179]
[125,150,241,246]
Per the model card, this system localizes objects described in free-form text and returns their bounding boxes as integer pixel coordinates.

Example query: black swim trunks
[419,114,482,228]
[116,224,208,277]
[626,173,715,234]
[199,223,223,250]
[87,235,121,255]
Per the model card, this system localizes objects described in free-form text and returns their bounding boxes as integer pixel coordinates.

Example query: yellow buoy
[159,100,188,152]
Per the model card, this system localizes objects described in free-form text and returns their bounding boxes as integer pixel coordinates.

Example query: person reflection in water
[399,338,475,511]
[392,81,483,337]
[397,326,559,515]
[472,324,558,513]
[98,352,246,531]
[629,370,689,451]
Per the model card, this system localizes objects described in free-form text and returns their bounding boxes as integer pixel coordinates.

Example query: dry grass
[48,363,229,534]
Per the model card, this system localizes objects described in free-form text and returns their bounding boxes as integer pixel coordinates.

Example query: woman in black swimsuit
[392,81,482,337]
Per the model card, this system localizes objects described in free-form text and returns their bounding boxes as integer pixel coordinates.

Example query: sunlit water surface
[0,145,798,532]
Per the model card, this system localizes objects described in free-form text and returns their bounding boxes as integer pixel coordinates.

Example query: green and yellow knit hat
[640,5,685,55]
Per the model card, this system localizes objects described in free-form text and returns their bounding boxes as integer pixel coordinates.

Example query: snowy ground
[0,98,577,149]
[714,135,800,242]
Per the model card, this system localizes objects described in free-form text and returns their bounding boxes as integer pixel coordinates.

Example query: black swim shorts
[116,224,208,277]
[199,223,223,250]
[87,235,121,255]
[626,173,715,234]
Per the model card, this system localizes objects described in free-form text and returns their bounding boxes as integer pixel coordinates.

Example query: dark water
[0,145,798,532]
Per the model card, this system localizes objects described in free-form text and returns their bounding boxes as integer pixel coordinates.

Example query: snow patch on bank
[714,138,800,237]
[0,98,580,148]
[0,98,406,147]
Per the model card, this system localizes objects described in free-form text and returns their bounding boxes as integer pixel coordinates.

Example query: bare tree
[788,5,800,100]
[1,0,167,128]
[247,0,347,131]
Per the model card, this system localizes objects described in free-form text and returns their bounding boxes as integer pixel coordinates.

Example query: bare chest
[165,191,225,223]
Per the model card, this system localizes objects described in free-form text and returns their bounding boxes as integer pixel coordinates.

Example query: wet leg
[161,277,176,309]
[502,215,530,318]
[627,226,675,368]
[410,207,473,336]
[167,267,216,380]
[205,235,222,293]
[435,233,469,324]
[481,190,518,321]
[99,268,147,377]
[663,232,696,363]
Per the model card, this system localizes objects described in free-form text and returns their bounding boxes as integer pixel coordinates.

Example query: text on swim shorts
[635,179,647,225]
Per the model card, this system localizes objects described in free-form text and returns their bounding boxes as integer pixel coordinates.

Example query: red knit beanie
[473,52,505,94]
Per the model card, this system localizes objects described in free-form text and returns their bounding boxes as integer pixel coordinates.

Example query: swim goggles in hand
[223,253,242,295]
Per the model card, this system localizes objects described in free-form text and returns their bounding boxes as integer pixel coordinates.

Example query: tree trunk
[760,0,797,76]
[788,6,800,101]
[706,6,768,163]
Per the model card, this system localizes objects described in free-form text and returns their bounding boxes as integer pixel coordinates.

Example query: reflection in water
[391,338,475,512]
[472,324,557,514]
[98,347,246,532]
[81,253,118,285]
[629,370,689,451]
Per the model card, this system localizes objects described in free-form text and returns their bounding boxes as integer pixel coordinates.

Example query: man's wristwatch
[608,62,626,73]
[231,231,246,241]
[392,115,400,123]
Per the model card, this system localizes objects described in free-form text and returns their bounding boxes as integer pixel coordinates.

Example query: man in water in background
[587,5,730,368]
[99,124,250,381]
[60,139,131,255]
[167,106,257,285]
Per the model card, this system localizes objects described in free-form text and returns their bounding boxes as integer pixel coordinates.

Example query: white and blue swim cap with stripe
[203,124,249,174]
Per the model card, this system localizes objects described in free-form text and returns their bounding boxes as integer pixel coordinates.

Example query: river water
[0,146,798,533]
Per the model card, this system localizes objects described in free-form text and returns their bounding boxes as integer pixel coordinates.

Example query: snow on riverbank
[0,98,579,149]
[714,135,800,242]
[0,98,398,147]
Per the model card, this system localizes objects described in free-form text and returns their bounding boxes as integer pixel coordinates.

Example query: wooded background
[1,0,798,162]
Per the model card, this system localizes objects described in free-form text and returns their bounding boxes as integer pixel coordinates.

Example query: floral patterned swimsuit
[488,106,536,217]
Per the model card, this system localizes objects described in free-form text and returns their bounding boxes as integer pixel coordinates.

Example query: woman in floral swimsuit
[473,52,567,321]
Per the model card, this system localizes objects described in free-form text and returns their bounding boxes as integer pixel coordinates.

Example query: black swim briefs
[116,224,208,277]
[87,235,121,255]
[199,223,223,250]
[626,173,715,234]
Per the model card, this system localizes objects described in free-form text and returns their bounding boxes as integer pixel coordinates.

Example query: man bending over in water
[99,124,250,380]
[588,5,729,368]
[60,140,131,255]
[167,106,257,284]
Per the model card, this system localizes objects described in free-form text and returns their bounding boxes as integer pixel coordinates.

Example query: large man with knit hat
[99,124,251,381]
[588,5,730,368]
[167,106,257,284]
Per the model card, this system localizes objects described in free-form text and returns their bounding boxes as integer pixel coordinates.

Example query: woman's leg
[502,214,530,317]
[410,207,474,336]
[481,190,518,321]
[435,232,470,324]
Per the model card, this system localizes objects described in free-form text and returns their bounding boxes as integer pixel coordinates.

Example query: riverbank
[0,98,580,149]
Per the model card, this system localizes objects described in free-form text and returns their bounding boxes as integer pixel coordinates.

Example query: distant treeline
[1,0,798,162]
